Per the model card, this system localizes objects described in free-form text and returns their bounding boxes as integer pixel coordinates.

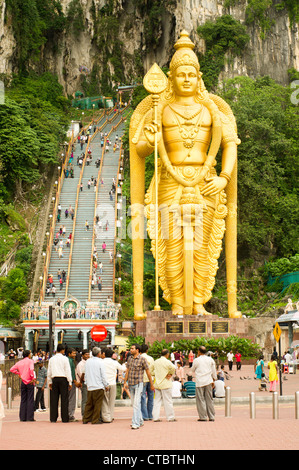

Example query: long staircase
[44,110,125,307]
[91,121,125,304]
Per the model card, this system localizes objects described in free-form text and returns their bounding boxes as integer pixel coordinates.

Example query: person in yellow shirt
[150,349,176,422]
[268,355,279,392]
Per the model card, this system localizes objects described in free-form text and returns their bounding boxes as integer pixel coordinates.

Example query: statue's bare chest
[162,103,212,163]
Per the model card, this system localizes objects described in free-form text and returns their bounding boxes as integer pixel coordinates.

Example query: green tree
[0,268,29,305]
[0,300,21,325]
[0,73,69,196]
[0,98,41,190]
[220,76,299,258]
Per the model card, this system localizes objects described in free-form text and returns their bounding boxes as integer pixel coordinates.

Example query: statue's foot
[134,312,147,321]
[172,304,184,315]
[193,303,212,316]
[229,311,242,319]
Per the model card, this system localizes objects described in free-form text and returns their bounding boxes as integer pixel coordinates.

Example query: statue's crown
[174,30,195,51]
[170,31,199,72]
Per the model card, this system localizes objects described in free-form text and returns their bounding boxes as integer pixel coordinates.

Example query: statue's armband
[220,113,240,149]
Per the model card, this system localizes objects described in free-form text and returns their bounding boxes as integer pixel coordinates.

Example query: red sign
[90,325,108,342]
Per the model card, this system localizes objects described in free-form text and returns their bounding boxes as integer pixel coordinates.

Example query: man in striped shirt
[123,344,155,429]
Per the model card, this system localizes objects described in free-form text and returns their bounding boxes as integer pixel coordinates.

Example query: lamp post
[118,277,121,303]
[49,305,53,359]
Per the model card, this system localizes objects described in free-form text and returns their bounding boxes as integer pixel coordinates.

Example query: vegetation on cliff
[0,72,70,324]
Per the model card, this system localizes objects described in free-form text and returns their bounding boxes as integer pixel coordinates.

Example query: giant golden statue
[129,31,241,320]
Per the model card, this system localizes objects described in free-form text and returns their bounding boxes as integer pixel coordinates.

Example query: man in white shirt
[213,376,226,398]
[75,349,90,418]
[47,343,72,423]
[172,377,182,398]
[101,348,125,422]
[191,346,217,422]
[141,344,155,421]
[284,351,292,364]
[17,347,24,359]
[170,351,175,364]
[227,350,234,371]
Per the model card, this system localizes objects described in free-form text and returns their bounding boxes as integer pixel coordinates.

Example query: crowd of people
[46,266,68,297]
[253,348,299,392]
[91,173,120,293]
[4,344,231,426]
[7,345,127,423]
[3,343,298,428]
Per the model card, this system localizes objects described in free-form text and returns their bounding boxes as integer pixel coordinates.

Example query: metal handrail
[88,112,123,300]
[40,132,74,303]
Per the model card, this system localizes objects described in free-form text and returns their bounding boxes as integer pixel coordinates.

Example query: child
[120,364,130,399]
[218,364,231,381]
[34,361,47,411]
[259,373,268,391]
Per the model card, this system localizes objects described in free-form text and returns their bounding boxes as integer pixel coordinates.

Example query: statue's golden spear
[143,64,168,311]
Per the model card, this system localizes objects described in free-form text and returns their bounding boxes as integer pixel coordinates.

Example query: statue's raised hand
[144,122,162,147]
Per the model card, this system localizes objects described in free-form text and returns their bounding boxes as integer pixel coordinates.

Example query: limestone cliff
[0,0,298,95]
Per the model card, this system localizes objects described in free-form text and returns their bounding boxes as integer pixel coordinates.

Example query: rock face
[0,0,298,95]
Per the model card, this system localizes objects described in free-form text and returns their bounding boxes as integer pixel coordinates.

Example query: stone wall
[135,310,276,355]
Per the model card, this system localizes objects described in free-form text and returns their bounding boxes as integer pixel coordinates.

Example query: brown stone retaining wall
[135,310,276,356]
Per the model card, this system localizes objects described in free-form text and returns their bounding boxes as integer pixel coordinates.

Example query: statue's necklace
[169,104,204,150]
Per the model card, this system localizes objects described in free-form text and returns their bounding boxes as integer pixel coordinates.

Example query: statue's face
[172,65,198,97]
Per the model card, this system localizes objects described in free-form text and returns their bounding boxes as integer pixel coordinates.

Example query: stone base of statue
[135,310,252,344]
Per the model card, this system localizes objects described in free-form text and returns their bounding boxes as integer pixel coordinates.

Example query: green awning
[0,328,22,338]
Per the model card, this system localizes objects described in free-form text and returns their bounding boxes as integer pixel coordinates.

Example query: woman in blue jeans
[141,380,154,420]
[140,344,155,421]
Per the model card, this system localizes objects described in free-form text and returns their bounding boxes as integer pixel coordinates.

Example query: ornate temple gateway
[22,297,119,352]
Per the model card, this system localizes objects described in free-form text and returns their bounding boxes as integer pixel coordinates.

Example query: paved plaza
[0,365,298,452]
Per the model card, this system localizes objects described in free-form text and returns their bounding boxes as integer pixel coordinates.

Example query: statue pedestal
[135,310,250,343]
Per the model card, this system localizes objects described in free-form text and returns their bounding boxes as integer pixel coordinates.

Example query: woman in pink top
[10,350,35,421]
[176,362,186,385]
[188,350,195,368]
